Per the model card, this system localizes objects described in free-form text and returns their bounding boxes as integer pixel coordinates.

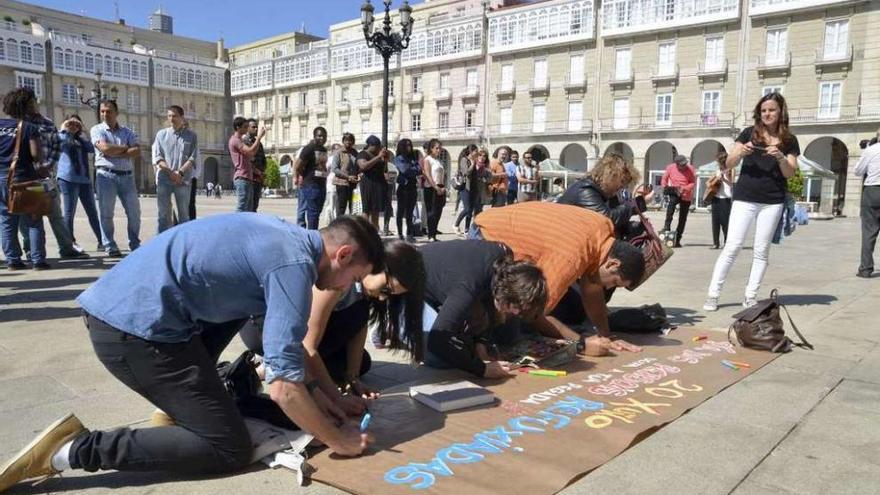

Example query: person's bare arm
[533,313,581,341]
[302,288,359,408]
[578,275,641,353]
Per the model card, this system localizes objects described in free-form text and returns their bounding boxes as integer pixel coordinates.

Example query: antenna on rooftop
[114,0,120,22]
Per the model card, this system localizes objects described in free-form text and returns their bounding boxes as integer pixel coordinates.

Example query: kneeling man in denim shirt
[0,214,384,491]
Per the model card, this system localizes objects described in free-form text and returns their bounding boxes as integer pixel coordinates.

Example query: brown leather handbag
[729,289,813,353]
[626,201,674,290]
[6,121,52,217]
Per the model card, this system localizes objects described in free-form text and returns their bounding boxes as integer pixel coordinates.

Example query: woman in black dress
[357,135,390,229]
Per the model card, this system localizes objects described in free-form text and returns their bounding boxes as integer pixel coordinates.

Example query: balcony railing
[496,84,516,97]
[749,105,880,125]
[756,53,791,74]
[434,87,452,101]
[405,92,423,104]
[354,98,372,110]
[313,103,328,114]
[462,86,480,98]
[814,45,853,71]
[490,119,594,136]
[650,64,680,84]
[697,59,729,79]
[609,69,635,87]
[293,106,309,117]
[259,111,274,120]
[337,100,350,112]
[599,112,735,131]
[529,80,550,95]
[564,74,587,92]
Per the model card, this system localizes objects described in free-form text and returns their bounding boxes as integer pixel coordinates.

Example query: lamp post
[76,70,118,124]
[360,0,413,149]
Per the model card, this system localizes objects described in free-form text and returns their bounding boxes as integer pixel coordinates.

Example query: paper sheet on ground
[308,327,779,495]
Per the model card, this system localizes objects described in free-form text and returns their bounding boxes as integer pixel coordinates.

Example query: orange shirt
[474,202,616,312]
[488,158,508,193]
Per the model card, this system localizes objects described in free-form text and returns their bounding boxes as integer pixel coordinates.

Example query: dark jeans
[507,189,518,205]
[860,186,880,274]
[58,179,102,246]
[396,184,417,237]
[336,185,354,216]
[239,300,372,384]
[384,183,395,230]
[299,184,326,230]
[0,176,46,264]
[70,314,252,474]
[663,195,691,242]
[189,178,198,220]
[454,187,482,229]
[711,197,732,246]
[424,188,446,238]
[252,182,262,213]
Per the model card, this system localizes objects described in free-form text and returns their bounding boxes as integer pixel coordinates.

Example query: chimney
[216,38,226,62]
[117,19,126,25]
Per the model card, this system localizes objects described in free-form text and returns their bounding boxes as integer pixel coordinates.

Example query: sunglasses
[378,273,395,297]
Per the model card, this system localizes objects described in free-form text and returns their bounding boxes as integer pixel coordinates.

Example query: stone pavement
[0,196,877,494]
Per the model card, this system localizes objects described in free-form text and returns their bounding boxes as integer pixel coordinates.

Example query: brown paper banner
[309,327,778,494]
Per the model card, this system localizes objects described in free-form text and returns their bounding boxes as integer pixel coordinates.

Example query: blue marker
[360,412,372,433]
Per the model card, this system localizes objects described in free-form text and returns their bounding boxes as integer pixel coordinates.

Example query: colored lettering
[509,416,549,433]
[438,446,484,464]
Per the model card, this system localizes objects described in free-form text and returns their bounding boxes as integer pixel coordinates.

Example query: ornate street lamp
[76,70,118,123]
[361,0,413,148]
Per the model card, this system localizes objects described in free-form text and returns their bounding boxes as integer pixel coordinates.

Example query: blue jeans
[19,190,77,255]
[59,179,102,245]
[234,178,254,212]
[96,170,141,252]
[299,184,326,230]
[0,176,46,264]
[156,174,192,233]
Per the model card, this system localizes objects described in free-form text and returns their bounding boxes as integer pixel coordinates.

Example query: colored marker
[359,412,372,433]
[693,335,708,342]
[721,360,740,371]
[728,360,752,368]
[528,369,567,377]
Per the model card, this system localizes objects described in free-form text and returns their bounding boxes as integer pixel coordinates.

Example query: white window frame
[533,58,548,88]
[361,118,370,140]
[568,101,583,132]
[466,68,479,91]
[658,41,676,76]
[569,53,584,85]
[62,83,79,106]
[411,113,421,132]
[341,86,350,102]
[439,72,450,90]
[361,83,371,100]
[14,72,43,101]
[818,81,843,119]
[464,110,475,131]
[613,97,629,129]
[615,48,631,80]
[500,107,512,134]
[126,91,140,112]
[705,36,724,71]
[766,28,788,65]
[701,90,721,116]
[823,19,849,60]
[412,75,422,93]
[318,89,327,105]
[298,92,307,109]
[501,63,514,91]
[655,93,673,126]
[438,111,449,132]
[532,103,546,133]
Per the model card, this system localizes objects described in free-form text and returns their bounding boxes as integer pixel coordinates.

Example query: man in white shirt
[855,135,880,278]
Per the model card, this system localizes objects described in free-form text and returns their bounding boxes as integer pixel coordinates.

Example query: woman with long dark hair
[241,239,425,414]
[57,114,102,250]
[453,144,482,234]
[704,92,799,311]
[422,139,446,241]
[393,138,421,242]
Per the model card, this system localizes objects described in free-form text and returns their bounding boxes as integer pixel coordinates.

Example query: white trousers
[707,200,784,299]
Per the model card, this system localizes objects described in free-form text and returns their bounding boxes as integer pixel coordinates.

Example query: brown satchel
[703,174,721,203]
[6,121,52,217]
[729,289,813,353]
[626,201,674,290]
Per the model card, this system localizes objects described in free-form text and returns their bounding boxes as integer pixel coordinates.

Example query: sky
[26,0,425,46]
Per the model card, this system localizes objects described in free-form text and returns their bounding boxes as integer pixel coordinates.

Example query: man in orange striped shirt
[472,202,645,354]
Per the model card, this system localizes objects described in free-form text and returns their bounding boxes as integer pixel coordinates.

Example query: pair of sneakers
[703,296,758,312]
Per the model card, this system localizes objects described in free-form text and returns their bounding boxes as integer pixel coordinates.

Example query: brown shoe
[150,410,176,427]
[0,413,86,492]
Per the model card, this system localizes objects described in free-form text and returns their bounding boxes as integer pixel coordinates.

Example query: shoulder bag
[626,200,674,290]
[729,289,813,353]
[6,121,52,217]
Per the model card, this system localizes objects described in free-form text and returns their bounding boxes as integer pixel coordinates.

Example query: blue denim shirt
[57,131,95,184]
[504,161,519,191]
[90,122,138,171]
[77,213,324,383]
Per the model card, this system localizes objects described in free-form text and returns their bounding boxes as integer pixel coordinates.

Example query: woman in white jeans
[704,92,800,311]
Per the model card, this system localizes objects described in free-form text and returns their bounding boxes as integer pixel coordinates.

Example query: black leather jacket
[557,178,643,240]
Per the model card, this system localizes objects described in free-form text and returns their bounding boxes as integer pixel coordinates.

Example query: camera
[860,137,879,150]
